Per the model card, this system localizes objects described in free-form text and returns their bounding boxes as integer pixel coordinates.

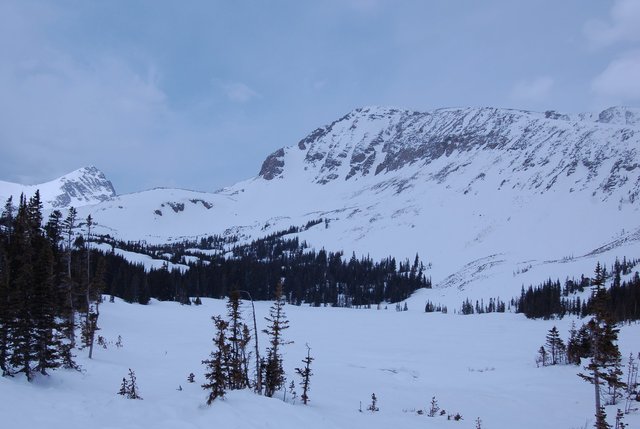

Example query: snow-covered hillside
[0,166,116,209]
[60,106,639,295]
[1,295,638,429]
[3,105,640,296]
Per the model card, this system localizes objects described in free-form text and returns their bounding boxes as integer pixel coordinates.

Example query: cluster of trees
[0,194,103,380]
[202,285,313,405]
[514,261,640,321]
[95,235,431,307]
[459,297,506,315]
[535,264,639,429]
[424,301,448,313]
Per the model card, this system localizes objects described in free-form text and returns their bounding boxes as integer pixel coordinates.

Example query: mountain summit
[0,166,116,209]
[259,105,640,202]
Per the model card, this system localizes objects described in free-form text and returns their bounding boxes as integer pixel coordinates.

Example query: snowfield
[2,291,638,429]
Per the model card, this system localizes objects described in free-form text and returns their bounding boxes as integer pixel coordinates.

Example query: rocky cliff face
[259,106,640,202]
[0,166,116,209]
[50,166,116,208]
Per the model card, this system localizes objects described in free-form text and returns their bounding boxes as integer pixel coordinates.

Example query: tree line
[0,193,103,379]
[0,192,431,380]
[96,235,431,308]
[513,259,640,321]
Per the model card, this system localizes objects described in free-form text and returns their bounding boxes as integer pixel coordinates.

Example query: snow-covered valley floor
[2,290,639,429]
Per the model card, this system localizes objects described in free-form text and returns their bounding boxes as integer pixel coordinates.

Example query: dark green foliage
[226,290,250,390]
[91,230,431,307]
[263,283,290,397]
[428,396,440,417]
[566,321,591,365]
[202,316,229,404]
[295,344,313,405]
[545,326,566,366]
[579,264,626,426]
[515,260,640,321]
[367,393,379,412]
[0,192,111,380]
[459,297,505,315]
[118,368,142,400]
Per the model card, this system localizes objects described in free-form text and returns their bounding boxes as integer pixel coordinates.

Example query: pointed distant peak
[66,165,106,178]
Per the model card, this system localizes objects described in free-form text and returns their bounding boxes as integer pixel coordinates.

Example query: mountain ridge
[2,105,640,293]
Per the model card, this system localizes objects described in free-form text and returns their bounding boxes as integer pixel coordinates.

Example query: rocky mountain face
[0,166,116,209]
[259,106,640,203]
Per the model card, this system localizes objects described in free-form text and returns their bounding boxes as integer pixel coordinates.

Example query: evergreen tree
[118,368,142,399]
[536,346,548,367]
[567,322,592,365]
[579,263,626,427]
[545,326,566,365]
[85,256,105,360]
[367,393,379,412]
[226,290,248,390]
[295,343,313,405]
[262,282,290,397]
[61,207,78,354]
[202,316,230,404]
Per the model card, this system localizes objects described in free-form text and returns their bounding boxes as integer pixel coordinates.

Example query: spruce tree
[226,290,248,390]
[61,207,78,354]
[579,263,626,428]
[295,343,313,405]
[545,326,566,365]
[262,282,290,397]
[202,316,230,404]
[8,195,38,380]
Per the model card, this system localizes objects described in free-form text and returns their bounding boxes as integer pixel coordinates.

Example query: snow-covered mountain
[0,166,116,209]
[4,106,640,293]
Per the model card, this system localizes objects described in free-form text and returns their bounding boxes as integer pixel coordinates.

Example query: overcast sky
[1,0,640,194]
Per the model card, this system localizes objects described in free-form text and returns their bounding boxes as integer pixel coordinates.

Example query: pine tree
[118,368,142,399]
[288,380,297,404]
[295,343,313,405]
[0,200,13,374]
[545,326,566,365]
[579,263,626,428]
[8,195,39,380]
[226,290,247,390]
[367,393,379,412]
[262,282,290,397]
[536,346,548,367]
[202,316,229,404]
[428,396,440,417]
[60,207,77,354]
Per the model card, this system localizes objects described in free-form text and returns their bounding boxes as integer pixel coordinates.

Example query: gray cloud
[592,50,640,100]
[221,82,260,103]
[510,77,555,103]
[584,0,640,48]
[0,0,637,194]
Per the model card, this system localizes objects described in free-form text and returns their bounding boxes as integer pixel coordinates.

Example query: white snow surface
[48,105,640,298]
[1,295,638,429]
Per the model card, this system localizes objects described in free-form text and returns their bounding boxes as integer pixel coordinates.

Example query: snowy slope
[0,166,116,209]
[3,106,640,295]
[58,105,640,296]
[1,296,638,429]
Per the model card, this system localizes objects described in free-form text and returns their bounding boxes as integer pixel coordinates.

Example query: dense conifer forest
[97,234,431,307]
[513,258,640,321]
[0,192,430,379]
